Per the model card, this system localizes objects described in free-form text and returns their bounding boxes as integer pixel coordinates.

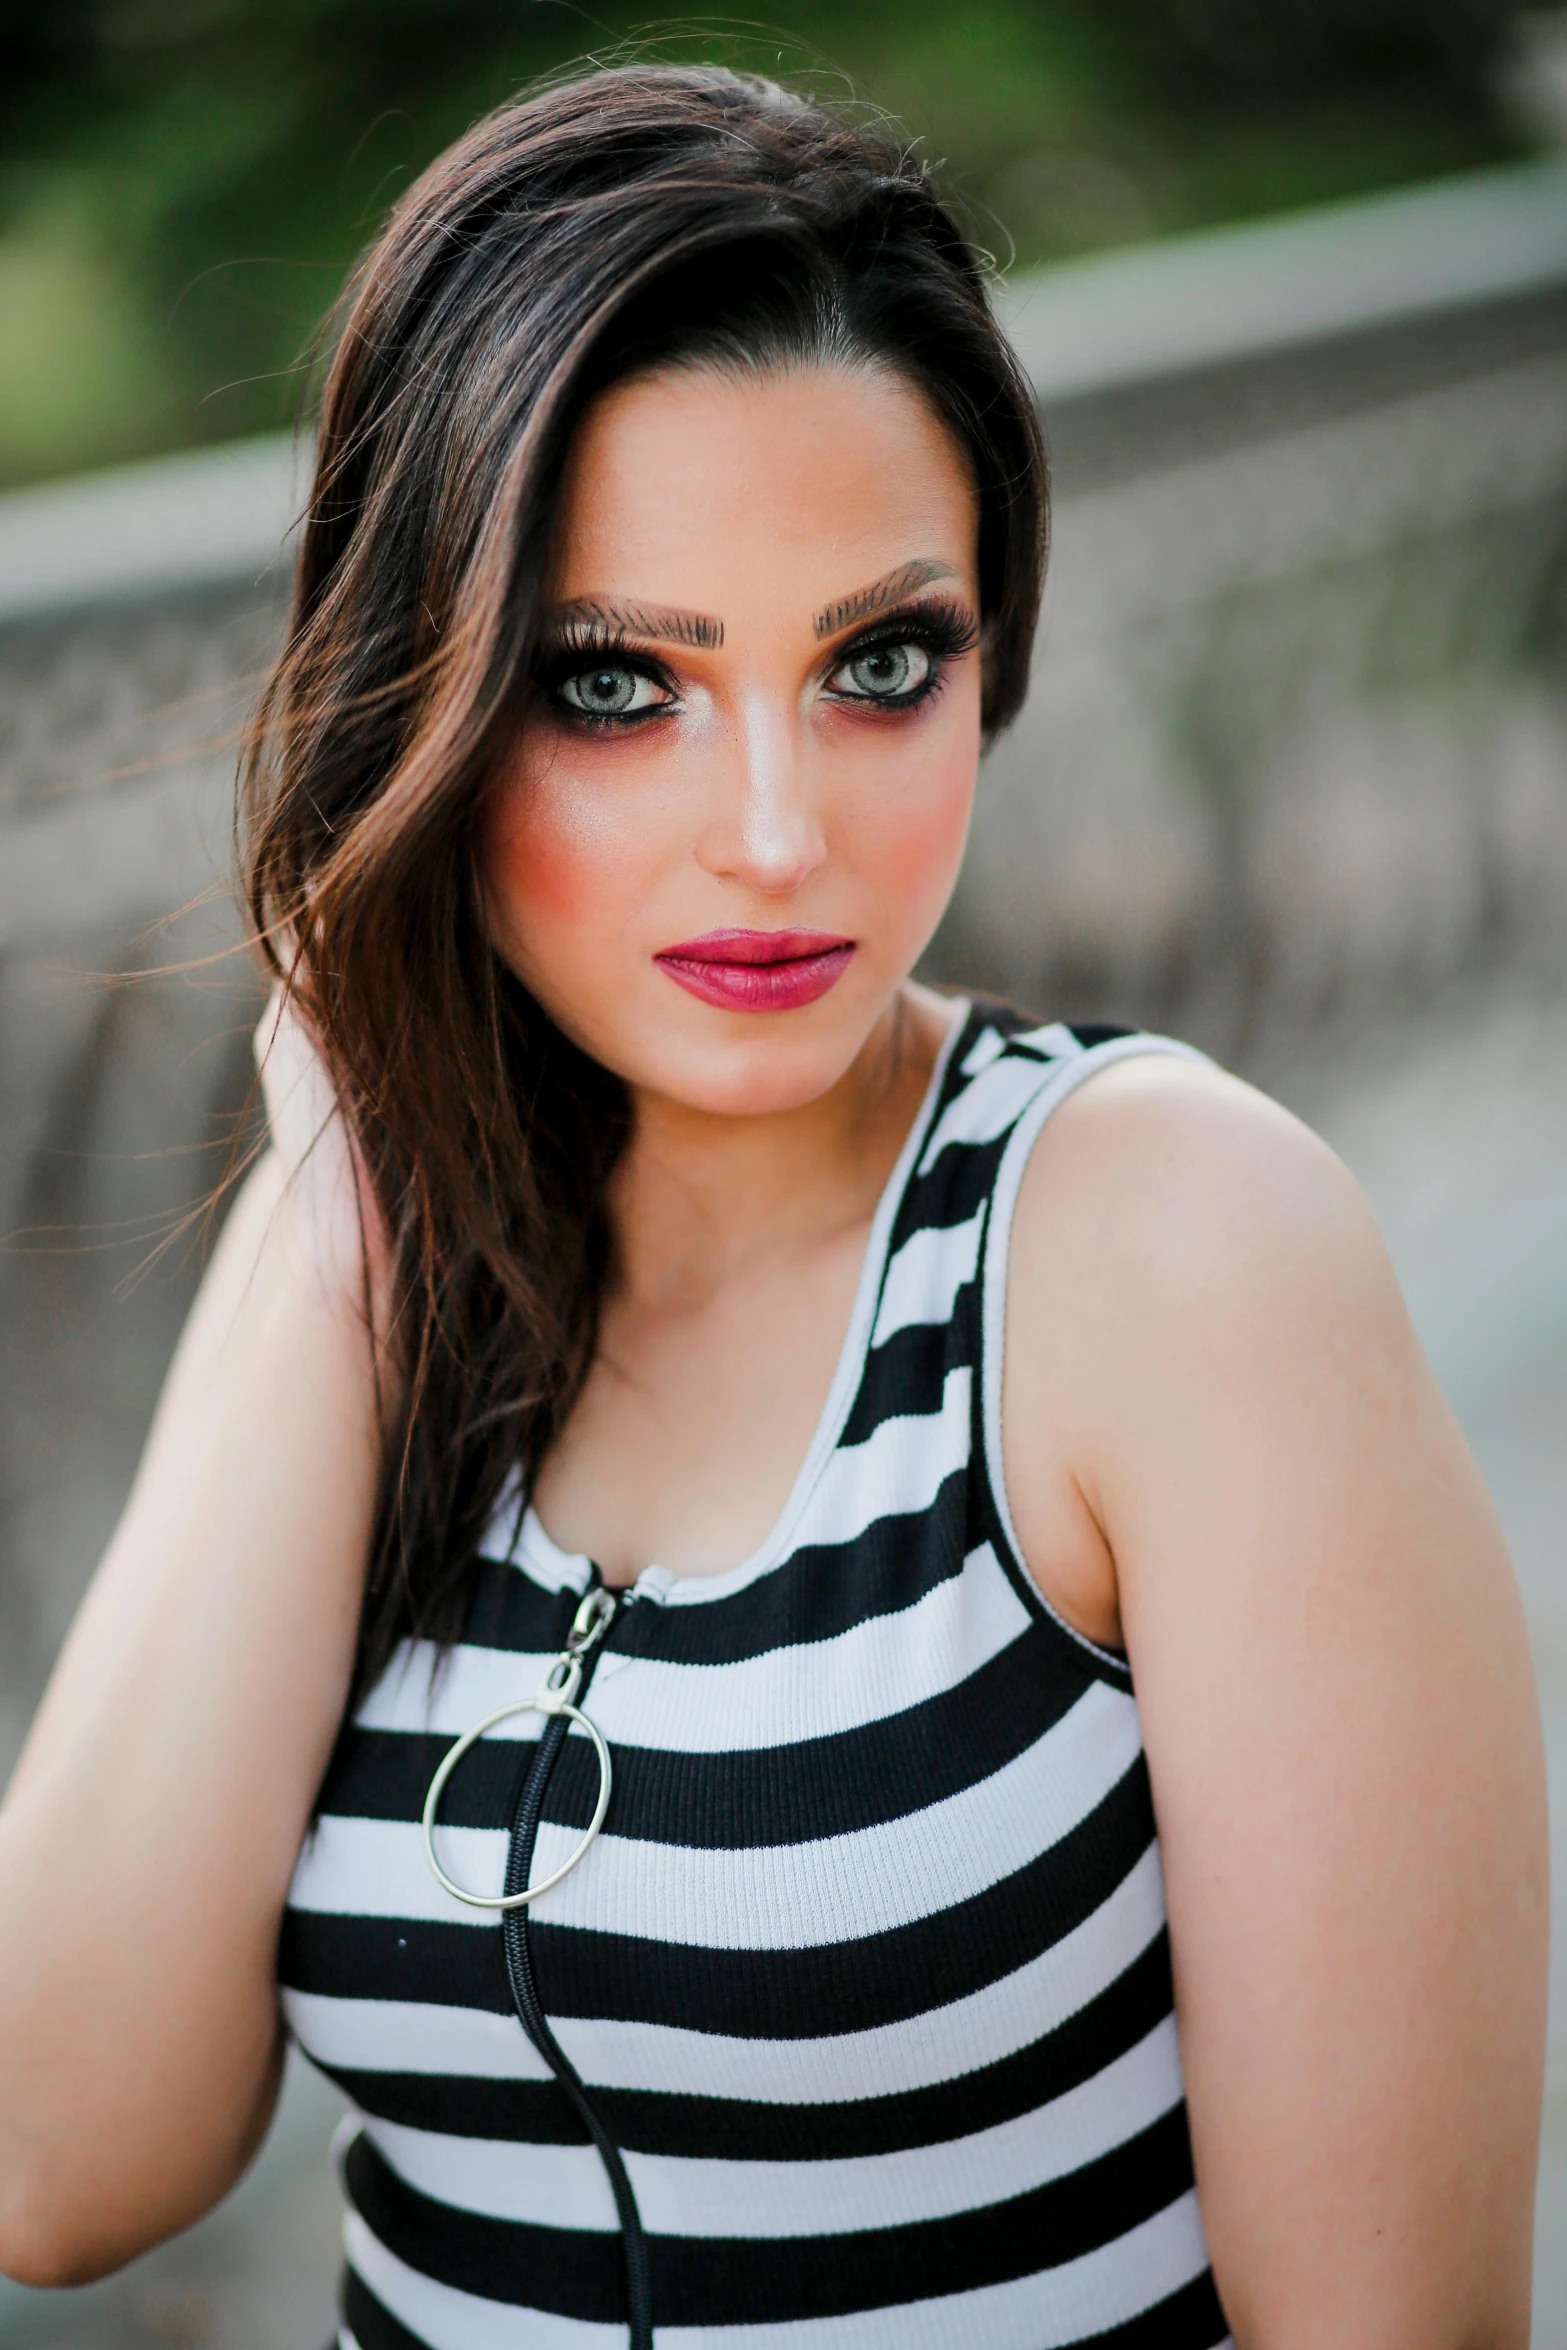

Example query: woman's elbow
[0,2165,120,2289]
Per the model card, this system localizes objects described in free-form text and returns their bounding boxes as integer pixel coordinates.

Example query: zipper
[501,1570,654,2350]
[422,1575,621,1913]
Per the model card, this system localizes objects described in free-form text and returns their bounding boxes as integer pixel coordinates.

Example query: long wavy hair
[241,61,1049,1689]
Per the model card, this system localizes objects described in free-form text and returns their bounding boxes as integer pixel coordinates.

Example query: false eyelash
[531,623,681,727]
[534,622,675,687]
[833,597,981,668]
[824,597,981,713]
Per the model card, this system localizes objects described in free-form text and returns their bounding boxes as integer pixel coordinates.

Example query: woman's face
[481,362,982,1116]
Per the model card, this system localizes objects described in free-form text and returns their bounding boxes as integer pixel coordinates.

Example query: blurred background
[1,1,1566,2341]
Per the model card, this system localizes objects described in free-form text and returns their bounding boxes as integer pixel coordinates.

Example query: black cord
[501,1598,654,2350]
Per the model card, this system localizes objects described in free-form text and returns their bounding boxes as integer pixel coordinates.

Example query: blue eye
[557,666,669,719]
[830,642,933,702]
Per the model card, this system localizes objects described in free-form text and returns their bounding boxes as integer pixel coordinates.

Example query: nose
[696,688,826,896]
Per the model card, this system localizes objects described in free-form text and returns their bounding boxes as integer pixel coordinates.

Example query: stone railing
[937,341,1567,1058]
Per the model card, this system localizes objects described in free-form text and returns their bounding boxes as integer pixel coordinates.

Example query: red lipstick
[655,928,856,1012]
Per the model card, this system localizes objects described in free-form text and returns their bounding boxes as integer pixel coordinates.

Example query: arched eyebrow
[546,597,723,649]
[814,560,961,639]
[545,560,961,652]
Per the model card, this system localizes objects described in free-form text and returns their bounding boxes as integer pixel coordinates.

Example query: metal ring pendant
[422,1695,614,1911]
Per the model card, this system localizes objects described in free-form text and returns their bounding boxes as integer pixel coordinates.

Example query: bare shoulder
[1000,1051,1416,1643]
[1008,1049,1398,1350]
[1006,1051,1544,2341]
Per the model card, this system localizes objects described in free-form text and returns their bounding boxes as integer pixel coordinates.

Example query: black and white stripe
[282,1003,1231,2348]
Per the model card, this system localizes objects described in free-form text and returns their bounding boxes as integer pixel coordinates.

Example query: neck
[610,985,956,1310]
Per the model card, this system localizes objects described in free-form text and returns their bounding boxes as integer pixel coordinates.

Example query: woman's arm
[1005,1058,1547,2349]
[0,1106,380,2281]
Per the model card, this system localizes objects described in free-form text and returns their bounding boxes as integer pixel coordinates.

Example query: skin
[0,364,1546,2344]
[490,366,981,1574]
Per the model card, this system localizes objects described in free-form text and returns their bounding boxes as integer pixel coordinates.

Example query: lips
[654,928,856,1013]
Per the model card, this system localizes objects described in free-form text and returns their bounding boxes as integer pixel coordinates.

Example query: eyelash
[536,599,981,730]
[536,626,677,728]
[826,601,979,711]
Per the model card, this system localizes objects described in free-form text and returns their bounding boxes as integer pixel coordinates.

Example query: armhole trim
[980,1034,1211,1680]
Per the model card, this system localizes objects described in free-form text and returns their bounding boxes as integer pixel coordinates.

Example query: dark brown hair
[241,61,1048,1685]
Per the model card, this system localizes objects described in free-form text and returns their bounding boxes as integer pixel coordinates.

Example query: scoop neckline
[517,997,973,1610]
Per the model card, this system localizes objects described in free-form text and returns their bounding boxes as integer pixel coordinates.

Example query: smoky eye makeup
[534,623,681,728]
[532,593,981,728]
[822,596,981,710]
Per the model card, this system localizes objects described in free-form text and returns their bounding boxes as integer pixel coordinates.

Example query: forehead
[549,364,978,606]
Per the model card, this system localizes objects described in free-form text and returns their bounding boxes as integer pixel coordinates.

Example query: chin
[644,1031,874,1117]
[579,987,878,1117]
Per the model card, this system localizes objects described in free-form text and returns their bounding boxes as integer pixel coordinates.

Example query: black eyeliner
[534,623,680,727]
[837,600,977,655]
[534,597,980,728]
[825,596,980,708]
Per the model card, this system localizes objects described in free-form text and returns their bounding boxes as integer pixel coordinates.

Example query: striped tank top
[281,1002,1232,2349]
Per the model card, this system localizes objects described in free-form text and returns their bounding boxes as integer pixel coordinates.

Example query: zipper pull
[542,1582,620,1712]
[424,1573,621,1912]
[570,1583,619,1652]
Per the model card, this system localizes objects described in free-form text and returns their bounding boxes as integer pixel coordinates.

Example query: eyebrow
[814,560,962,640]
[546,597,724,649]
[544,559,962,653]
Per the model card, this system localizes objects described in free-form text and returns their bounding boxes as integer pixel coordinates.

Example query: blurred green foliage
[0,0,1537,486]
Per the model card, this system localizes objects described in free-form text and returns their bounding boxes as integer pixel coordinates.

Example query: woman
[0,62,1546,2350]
